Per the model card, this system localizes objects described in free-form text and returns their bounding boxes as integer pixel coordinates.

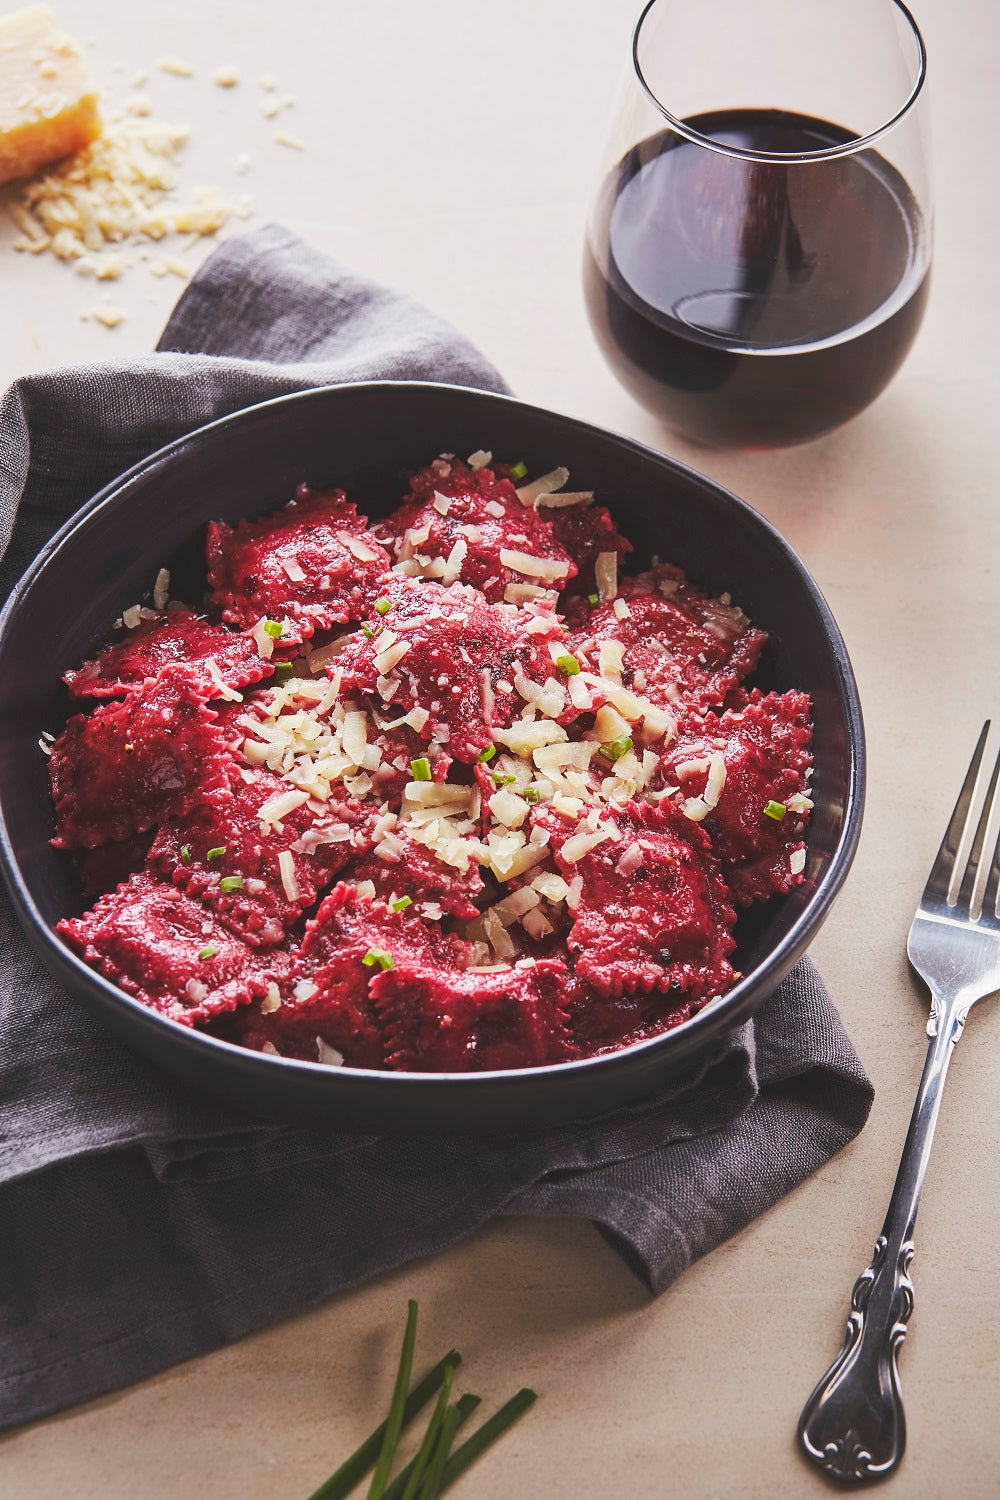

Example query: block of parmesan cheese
[0,5,100,186]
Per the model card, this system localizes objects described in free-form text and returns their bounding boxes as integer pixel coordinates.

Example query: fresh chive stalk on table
[305,1303,537,1498]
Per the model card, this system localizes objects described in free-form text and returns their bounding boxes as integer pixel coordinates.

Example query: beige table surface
[1,0,997,1495]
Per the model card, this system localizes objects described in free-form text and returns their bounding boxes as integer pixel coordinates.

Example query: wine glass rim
[631,0,928,163]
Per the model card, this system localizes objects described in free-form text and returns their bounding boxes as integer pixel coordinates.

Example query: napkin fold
[0,223,873,1433]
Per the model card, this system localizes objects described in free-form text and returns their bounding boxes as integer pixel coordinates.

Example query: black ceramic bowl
[0,382,864,1131]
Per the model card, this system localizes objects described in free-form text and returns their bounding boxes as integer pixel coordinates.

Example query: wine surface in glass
[583,108,930,447]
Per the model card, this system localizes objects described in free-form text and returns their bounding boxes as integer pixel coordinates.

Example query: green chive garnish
[180,844,192,865]
[436,1389,537,1494]
[383,1392,478,1500]
[197,945,218,961]
[365,1300,419,1500]
[274,660,294,681]
[362,622,383,641]
[491,772,516,787]
[764,799,787,821]
[263,619,284,639]
[206,846,226,861]
[523,785,540,804]
[598,735,633,764]
[375,598,391,615]
[587,593,599,606]
[391,896,412,912]
[305,1351,462,1500]
[413,1401,466,1500]
[394,1363,456,1500]
[219,875,244,893]
[477,744,496,763]
[411,757,431,782]
[362,947,394,971]
[555,653,580,675]
[508,460,528,481]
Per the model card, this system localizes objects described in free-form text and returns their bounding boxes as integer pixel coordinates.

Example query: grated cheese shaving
[499,548,566,581]
[514,467,570,505]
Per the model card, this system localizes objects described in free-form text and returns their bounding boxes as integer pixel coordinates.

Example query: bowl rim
[0,378,866,1091]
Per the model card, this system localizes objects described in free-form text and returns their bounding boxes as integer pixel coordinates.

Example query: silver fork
[798,722,1000,1485]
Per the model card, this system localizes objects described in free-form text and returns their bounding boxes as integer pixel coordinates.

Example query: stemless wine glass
[583,0,931,448]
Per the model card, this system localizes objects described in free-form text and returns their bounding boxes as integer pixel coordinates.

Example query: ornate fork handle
[798,993,968,1484]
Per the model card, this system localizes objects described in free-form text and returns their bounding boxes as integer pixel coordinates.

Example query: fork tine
[981,775,1000,923]
[957,743,1000,914]
[923,721,991,906]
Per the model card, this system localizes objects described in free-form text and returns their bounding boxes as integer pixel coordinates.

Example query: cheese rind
[0,5,100,186]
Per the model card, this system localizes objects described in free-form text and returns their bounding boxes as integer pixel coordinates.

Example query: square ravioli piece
[373,957,577,1071]
[49,667,231,849]
[149,768,373,946]
[63,612,275,701]
[375,456,576,602]
[206,486,392,635]
[658,688,813,905]
[567,562,766,714]
[538,798,737,1000]
[57,872,277,1025]
[234,882,458,1067]
[335,575,566,764]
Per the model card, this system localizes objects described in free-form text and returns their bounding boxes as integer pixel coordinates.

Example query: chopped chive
[395,1363,456,1500]
[491,772,516,787]
[180,844,192,865]
[362,947,394,971]
[306,1351,462,1500]
[523,785,540,804]
[411,757,432,782]
[274,659,294,680]
[375,598,392,615]
[391,896,412,912]
[508,460,528,481]
[415,1400,467,1500]
[587,593,599,606]
[477,744,496,763]
[436,1389,537,1495]
[263,619,284,639]
[206,846,226,861]
[197,945,218,961]
[219,875,244,893]
[365,1300,419,1500]
[598,735,633,765]
[383,1392,478,1500]
[555,653,580,676]
[764,799,787,821]
[362,622,384,641]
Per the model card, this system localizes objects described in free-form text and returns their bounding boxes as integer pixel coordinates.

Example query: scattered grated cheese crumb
[150,255,190,279]
[156,56,194,77]
[278,850,300,902]
[88,294,126,328]
[514,467,570,505]
[212,64,240,87]
[152,567,170,610]
[260,982,282,1015]
[273,129,304,150]
[595,551,618,602]
[316,1038,345,1067]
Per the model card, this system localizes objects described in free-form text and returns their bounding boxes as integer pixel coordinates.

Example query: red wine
[583,109,930,447]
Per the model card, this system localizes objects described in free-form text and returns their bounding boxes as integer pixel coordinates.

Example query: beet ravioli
[50,453,812,1071]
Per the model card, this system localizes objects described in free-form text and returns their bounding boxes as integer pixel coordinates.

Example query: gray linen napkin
[0,223,873,1432]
